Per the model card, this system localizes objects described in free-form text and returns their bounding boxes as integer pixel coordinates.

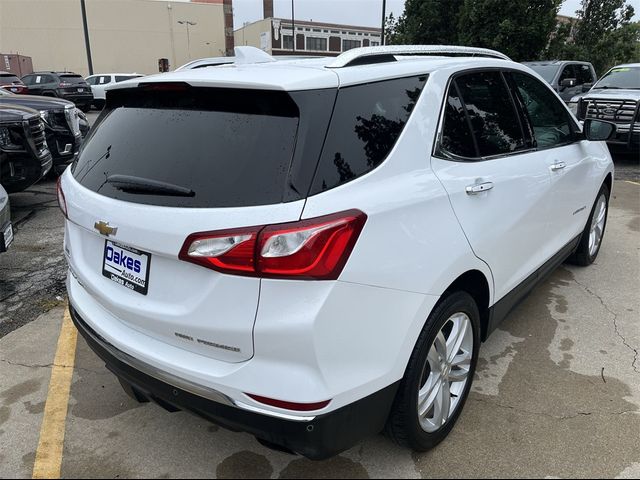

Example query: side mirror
[584,119,617,141]
[581,82,593,92]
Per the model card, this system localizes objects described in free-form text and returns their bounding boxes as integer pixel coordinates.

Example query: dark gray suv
[21,72,94,112]
[523,61,597,102]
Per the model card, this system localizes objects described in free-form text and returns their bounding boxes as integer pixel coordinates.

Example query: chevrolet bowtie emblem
[94,221,118,237]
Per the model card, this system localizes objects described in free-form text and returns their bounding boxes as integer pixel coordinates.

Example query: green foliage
[458,0,562,61]
[543,0,639,74]
[385,0,639,73]
[385,0,465,45]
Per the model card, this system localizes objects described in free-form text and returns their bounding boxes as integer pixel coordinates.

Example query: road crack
[572,277,639,375]
[469,396,636,419]
[0,357,101,374]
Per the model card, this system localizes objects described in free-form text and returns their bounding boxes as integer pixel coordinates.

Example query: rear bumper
[70,304,399,460]
[59,92,94,105]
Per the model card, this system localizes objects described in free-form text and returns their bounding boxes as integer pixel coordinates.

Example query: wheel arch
[442,270,492,341]
[603,172,612,195]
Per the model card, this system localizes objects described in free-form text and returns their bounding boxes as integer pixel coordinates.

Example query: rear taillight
[179,210,367,280]
[181,226,261,274]
[56,177,68,219]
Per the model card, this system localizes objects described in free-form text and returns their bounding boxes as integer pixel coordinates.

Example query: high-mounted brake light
[139,82,190,92]
[178,210,367,280]
[56,177,68,219]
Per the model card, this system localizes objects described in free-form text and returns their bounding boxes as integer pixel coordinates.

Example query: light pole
[381,0,386,46]
[291,0,295,53]
[80,0,94,75]
[178,20,197,59]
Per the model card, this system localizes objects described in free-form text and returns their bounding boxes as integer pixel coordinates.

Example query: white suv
[60,46,615,459]
[85,73,144,109]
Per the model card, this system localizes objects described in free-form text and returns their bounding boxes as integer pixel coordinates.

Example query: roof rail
[326,45,511,68]
[234,46,276,65]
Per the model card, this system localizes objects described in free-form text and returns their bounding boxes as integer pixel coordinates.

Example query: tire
[93,99,105,110]
[78,103,92,113]
[568,183,610,266]
[385,291,480,451]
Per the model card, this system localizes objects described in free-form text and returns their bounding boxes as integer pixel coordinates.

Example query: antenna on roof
[233,46,276,65]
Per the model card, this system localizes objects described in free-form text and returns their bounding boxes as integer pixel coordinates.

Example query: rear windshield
[0,74,20,83]
[72,86,334,208]
[60,74,86,83]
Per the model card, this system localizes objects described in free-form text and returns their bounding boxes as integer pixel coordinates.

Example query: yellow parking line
[625,180,640,186]
[32,307,78,479]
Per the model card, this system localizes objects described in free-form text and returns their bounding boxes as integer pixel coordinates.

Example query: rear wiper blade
[592,86,621,89]
[106,174,195,197]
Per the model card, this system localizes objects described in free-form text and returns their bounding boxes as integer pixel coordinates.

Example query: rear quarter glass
[72,86,337,208]
[309,74,428,195]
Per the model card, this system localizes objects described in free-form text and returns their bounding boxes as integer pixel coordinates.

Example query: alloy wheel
[588,193,607,257]
[417,312,474,433]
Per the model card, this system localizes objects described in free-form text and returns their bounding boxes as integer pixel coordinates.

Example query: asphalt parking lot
[0,121,638,476]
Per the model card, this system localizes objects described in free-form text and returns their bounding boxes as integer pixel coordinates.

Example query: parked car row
[0,103,52,193]
[85,73,144,109]
[525,60,639,152]
[0,86,90,195]
[1,69,144,111]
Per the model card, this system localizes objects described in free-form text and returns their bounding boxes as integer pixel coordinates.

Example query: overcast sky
[228,0,591,30]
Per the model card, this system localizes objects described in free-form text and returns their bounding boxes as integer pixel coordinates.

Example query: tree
[385,0,465,45]
[544,0,638,74]
[573,0,635,48]
[458,0,562,61]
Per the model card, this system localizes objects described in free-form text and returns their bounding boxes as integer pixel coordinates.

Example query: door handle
[465,182,494,195]
[551,161,567,171]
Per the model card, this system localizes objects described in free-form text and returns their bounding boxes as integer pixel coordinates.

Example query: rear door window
[310,75,428,194]
[73,86,336,208]
[454,71,527,157]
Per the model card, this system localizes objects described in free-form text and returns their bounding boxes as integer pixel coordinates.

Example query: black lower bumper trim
[69,305,400,460]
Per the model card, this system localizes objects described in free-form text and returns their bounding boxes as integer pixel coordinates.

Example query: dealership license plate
[2,223,13,250]
[102,240,151,295]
